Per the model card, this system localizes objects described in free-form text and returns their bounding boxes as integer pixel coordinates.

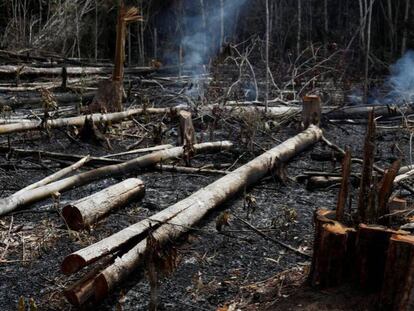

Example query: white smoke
[385,50,414,104]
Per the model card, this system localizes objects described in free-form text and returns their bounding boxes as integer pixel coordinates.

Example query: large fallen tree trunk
[0,65,156,78]
[62,178,145,230]
[0,107,179,135]
[0,141,232,216]
[61,126,321,304]
[0,92,95,109]
[93,125,322,300]
[326,104,414,120]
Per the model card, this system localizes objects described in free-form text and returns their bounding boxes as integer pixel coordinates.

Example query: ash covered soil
[0,82,413,311]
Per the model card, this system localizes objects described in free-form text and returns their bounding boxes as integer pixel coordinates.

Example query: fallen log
[81,125,322,301]
[326,104,414,120]
[102,144,173,158]
[14,156,89,196]
[0,107,179,135]
[0,141,232,216]
[61,126,321,278]
[306,176,343,190]
[0,65,156,78]
[0,92,95,109]
[62,178,145,230]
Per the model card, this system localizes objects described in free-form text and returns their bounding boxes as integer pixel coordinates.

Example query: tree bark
[380,234,414,311]
[62,178,145,230]
[309,209,356,287]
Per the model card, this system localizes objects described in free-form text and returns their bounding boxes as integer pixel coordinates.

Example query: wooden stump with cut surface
[355,224,408,292]
[380,234,414,311]
[301,95,321,129]
[309,209,356,287]
[88,80,124,113]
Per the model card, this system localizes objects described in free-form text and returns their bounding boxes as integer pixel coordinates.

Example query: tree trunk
[355,224,406,292]
[309,209,356,287]
[88,125,322,301]
[62,178,145,230]
[0,107,179,136]
[301,95,321,129]
[380,234,414,311]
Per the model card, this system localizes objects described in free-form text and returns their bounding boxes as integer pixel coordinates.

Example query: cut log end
[94,273,110,302]
[61,254,87,275]
[62,205,84,231]
[63,279,94,307]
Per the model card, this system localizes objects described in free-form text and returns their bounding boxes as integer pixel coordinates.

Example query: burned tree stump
[179,110,197,166]
[89,80,124,113]
[89,2,141,113]
[301,94,321,129]
[79,116,112,150]
[380,234,414,311]
[355,224,407,292]
[309,209,356,287]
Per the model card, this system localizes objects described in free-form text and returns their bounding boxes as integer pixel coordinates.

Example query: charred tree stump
[309,209,356,287]
[301,94,321,129]
[380,234,414,311]
[179,110,196,166]
[355,224,407,292]
[90,2,142,112]
[61,66,68,90]
[62,178,145,230]
[79,116,112,150]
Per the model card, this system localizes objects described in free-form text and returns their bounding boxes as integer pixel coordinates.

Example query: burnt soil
[0,74,413,311]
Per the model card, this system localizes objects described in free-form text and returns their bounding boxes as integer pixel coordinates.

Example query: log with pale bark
[0,107,179,135]
[62,178,145,230]
[61,125,322,303]
[0,65,156,78]
[0,141,232,216]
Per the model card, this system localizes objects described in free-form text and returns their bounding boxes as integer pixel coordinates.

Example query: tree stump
[309,209,356,287]
[380,234,414,311]
[355,224,408,292]
[301,95,321,129]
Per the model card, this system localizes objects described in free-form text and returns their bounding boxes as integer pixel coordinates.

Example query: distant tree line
[0,0,412,70]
